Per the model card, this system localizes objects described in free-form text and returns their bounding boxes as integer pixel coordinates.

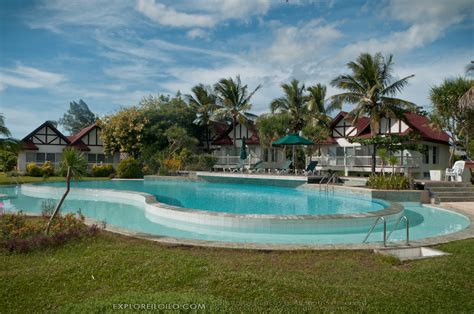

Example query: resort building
[209,115,285,167]
[17,121,120,172]
[311,111,451,179]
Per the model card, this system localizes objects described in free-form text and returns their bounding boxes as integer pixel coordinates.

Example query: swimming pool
[0,178,469,246]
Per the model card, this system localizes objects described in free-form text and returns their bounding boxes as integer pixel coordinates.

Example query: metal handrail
[363,217,387,246]
[319,174,328,191]
[386,215,410,246]
[326,173,338,193]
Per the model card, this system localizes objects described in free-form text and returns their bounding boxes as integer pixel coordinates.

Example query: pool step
[436,196,474,202]
[422,181,474,202]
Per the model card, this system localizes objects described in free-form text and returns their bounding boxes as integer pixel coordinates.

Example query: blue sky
[0,0,472,138]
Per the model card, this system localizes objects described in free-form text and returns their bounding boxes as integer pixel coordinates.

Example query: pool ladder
[319,173,338,193]
[363,215,410,247]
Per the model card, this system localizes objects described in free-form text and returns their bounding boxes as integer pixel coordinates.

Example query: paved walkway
[440,202,474,215]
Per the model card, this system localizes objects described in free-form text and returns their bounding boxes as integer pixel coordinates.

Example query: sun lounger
[275,160,293,175]
[301,161,318,176]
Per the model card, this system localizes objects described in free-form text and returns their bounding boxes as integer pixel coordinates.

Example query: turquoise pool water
[40,179,386,215]
[0,180,470,245]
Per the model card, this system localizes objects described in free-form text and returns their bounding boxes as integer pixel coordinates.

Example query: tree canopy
[330,52,415,172]
[59,100,96,135]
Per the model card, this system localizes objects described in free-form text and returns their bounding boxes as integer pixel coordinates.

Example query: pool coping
[9,183,474,250]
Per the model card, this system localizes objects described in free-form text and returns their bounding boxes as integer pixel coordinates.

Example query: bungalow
[209,114,286,167]
[310,111,451,179]
[17,121,120,173]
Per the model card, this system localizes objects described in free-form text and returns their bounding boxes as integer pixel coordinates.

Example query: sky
[0,0,473,138]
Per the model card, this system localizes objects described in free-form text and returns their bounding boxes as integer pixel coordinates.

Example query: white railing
[214,155,261,166]
[307,155,421,169]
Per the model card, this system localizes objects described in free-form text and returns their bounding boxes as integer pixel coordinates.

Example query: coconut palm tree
[0,114,11,137]
[46,148,88,235]
[213,76,261,154]
[330,53,416,173]
[270,79,308,133]
[186,84,218,152]
[0,114,19,154]
[306,83,341,126]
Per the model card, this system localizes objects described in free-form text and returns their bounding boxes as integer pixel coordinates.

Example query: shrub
[367,174,412,190]
[0,211,100,253]
[0,150,17,172]
[41,161,55,177]
[163,158,182,172]
[117,157,143,178]
[197,154,218,171]
[26,163,43,177]
[92,164,115,177]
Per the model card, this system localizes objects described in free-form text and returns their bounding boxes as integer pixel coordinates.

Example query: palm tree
[46,148,87,235]
[306,83,341,126]
[213,76,261,154]
[330,52,416,173]
[270,79,307,133]
[186,84,218,152]
[0,114,19,154]
[466,61,474,75]
[0,114,11,137]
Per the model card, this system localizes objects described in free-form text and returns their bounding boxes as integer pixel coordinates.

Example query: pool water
[0,180,469,245]
[40,179,386,215]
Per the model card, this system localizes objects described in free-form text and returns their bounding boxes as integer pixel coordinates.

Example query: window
[88,154,96,163]
[263,148,269,162]
[87,153,114,164]
[423,145,430,164]
[36,153,45,163]
[26,153,35,162]
[46,153,55,162]
[432,146,438,164]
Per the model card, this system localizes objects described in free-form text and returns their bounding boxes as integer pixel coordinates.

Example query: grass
[0,172,109,185]
[1,232,473,312]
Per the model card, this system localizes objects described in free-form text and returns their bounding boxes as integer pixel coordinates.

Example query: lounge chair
[247,160,264,173]
[276,160,293,175]
[445,160,465,182]
[231,160,246,173]
[301,161,318,176]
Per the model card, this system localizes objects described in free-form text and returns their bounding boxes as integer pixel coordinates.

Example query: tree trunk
[45,167,71,235]
[371,144,377,174]
[206,125,210,153]
[233,117,237,155]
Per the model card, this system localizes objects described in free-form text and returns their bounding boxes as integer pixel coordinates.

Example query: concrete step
[423,181,472,188]
[428,187,474,192]
[437,196,474,202]
[431,192,474,198]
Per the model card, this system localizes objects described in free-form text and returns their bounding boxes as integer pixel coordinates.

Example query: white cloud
[264,19,343,65]
[0,65,65,91]
[26,0,133,32]
[136,0,271,28]
[186,28,209,40]
[136,0,216,28]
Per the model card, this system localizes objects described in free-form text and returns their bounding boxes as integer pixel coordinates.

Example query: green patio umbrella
[272,133,313,173]
[240,137,247,160]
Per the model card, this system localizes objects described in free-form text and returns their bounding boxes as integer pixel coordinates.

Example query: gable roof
[326,111,449,145]
[67,123,98,144]
[21,121,71,144]
[211,120,260,146]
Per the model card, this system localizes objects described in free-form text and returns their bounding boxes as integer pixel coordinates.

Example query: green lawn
[1,232,473,312]
[0,172,109,185]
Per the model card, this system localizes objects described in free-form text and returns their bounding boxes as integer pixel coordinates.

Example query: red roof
[21,139,39,150]
[322,111,449,145]
[403,112,449,144]
[68,124,97,144]
[211,121,261,146]
[66,141,90,151]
